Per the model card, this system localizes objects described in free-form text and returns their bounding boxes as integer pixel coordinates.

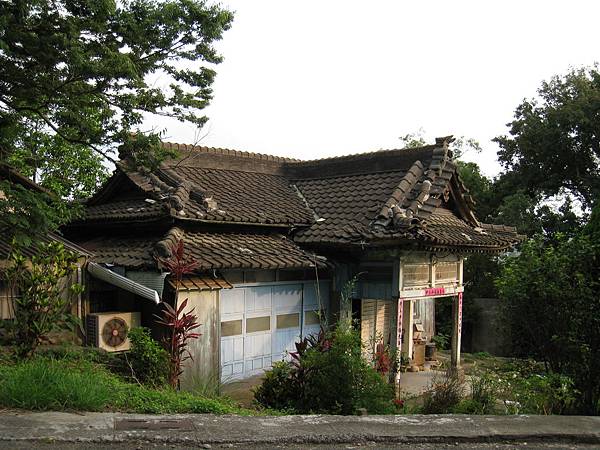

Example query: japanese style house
[66,136,522,385]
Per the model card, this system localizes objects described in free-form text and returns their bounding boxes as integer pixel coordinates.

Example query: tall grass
[0,359,114,411]
[0,356,253,414]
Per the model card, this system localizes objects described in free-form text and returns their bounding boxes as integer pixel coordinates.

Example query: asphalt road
[0,442,595,450]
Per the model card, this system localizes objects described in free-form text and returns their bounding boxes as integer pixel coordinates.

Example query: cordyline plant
[155,239,201,390]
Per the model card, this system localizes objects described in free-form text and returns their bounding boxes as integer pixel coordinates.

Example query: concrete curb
[0,412,599,446]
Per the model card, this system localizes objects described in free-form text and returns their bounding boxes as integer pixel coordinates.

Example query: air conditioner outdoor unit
[86,312,141,352]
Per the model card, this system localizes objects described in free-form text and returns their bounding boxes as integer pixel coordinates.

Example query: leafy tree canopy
[0,0,233,242]
[494,66,600,210]
[497,233,600,414]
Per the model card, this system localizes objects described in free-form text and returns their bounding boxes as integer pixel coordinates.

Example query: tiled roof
[419,209,524,251]
[156,228,323,270]
[84,199,167,223]
[169,275,233,291]
[79,235,157,269]
[293,171,407,244]
[75,137,523,254]
[78,227,324,270]
[0,228,92,261]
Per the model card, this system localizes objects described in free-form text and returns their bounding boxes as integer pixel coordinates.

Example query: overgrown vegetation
[254,323,395,415]
[497,224,600,414]
[418,356,580,415]
[125,327,169,387]
[0,350,251,415]
[2,242,82,358]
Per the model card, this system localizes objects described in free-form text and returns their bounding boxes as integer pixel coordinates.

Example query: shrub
[509,372,578,415]
[422,369,465,414]
[3,242,82,358]
[255,324,395,415]
[253,361,298,411]
[126,327,169,387]
[453,371,499,414]
[430,334,449,350]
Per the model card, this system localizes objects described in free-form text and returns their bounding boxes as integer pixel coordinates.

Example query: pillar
[401,299,414,361]
[450,292,463,370]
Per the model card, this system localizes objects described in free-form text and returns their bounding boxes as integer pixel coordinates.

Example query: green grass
[0,356,255,415]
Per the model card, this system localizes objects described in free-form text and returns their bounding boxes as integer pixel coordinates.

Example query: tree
[0,0,233,240]
[496,232,600,414]
[494,66,600,210]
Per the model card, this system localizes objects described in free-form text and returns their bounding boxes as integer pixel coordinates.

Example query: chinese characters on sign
[424,287,445,296]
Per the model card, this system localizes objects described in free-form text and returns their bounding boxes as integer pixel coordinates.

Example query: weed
[422,369,465,414]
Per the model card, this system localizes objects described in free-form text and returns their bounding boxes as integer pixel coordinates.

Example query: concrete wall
[470,297,508,356]
[180,289,220,389]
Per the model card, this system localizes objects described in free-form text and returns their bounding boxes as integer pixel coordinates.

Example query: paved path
[0,411,598,447]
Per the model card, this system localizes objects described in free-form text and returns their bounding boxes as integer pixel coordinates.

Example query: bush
[126,327,169,387]
[452,371,499,414]
[503,372,578,415]
[3,242,82,358]
[422,370,465,414]
[253,361,298,411]
[255,324,395,415]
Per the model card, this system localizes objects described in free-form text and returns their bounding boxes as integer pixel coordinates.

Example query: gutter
[87,262,161,304]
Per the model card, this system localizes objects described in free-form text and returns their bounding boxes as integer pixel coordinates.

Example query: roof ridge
[161,139,448,165]
[290,145,437,165]
[162,141,299,163]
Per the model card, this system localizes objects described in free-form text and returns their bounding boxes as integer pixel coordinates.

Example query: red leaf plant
[155,239,201,389]
[374,342,392,376]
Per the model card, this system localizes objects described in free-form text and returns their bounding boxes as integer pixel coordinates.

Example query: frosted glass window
[403,264,430,286]
[305,310,322,326]
[276,313,299,329]
[246,316,271,333]
[221,320,242,337]
[435,262,459,282]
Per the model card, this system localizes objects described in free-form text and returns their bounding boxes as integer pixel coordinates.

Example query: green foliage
[253,361,298,412]
[0,358,116,411]
[255,325,395,415]
[0,355,251,414]
[0,180,79,247]
[186,372,223,399]
[495,65,600,210]
[0,0,233,239]
[113,383,244,415]
[465,372,499,414]
[421,370,465,414]
[496,233,600,413]
[2,241,82,358]
[126,327,169,387]
[430,334,449,350]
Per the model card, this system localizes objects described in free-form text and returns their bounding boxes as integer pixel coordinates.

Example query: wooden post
[450,292,463,371]
[394,296,403,396]
[392,259,402,397]
[402,299,414,361]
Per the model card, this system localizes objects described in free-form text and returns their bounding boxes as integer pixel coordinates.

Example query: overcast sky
[150,1,600,177]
